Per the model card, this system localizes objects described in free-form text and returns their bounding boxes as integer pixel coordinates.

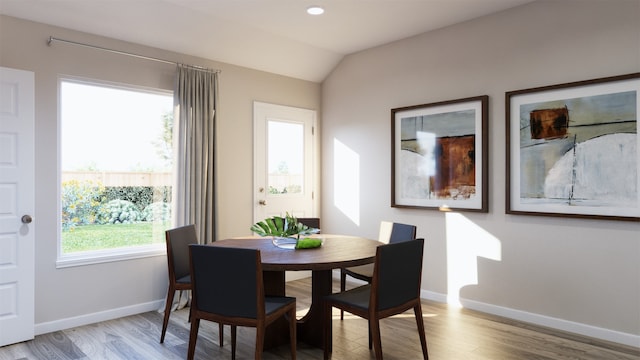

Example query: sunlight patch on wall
[445,212,501,307]
[333,138,360,225]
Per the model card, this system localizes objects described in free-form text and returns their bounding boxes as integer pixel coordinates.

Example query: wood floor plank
[1,277,639,359]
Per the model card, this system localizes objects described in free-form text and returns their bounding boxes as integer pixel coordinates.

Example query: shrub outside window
[59,79,174,267]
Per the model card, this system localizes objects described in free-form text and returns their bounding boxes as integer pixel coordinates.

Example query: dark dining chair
[339,222,417,319]
[187,245,297,360]
[160,225,223,345]
[297,217,320,231]
[324,238,428,360]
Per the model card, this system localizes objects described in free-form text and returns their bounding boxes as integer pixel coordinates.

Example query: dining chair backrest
[379,221,417,244]
[189,245,262,319]
[389,222,417,244]
[372,238,424,311]
[297,217,320,231]
[167,224,198,282]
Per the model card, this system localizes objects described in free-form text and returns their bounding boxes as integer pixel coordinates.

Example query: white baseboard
[422,290,639,349]
[34,300,164,336]
[421,290,447,303]
[35,282,639,350]
[35,273,312,336]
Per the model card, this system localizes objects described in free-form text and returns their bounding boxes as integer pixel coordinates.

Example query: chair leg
[324,302,332,360]
[414,304,429,359]
[288,307,297,360]
[339,270,347,320]
[219,323,224,347]
[231,325,237,360]
[186,317,200,360]
[368,319,372,349]
[255,325,264,360]
[370,318,383,360]
[160,286,175,343]
[187,290,192,323]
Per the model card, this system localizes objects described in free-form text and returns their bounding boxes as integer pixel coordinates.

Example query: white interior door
[0,67,35,346]
[253,101,317,224]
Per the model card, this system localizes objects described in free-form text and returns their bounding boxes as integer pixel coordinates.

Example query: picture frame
[506,73,640,221]
[391,95,488,212]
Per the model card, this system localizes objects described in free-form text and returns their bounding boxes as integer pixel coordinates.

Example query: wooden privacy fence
[63,172,299,188]
[62,171,172,187]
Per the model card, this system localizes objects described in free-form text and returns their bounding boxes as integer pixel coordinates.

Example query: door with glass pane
[253,102,317,224]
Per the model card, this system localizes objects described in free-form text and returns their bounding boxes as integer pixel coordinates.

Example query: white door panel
[253,102,317,224]
[0,67,35,346]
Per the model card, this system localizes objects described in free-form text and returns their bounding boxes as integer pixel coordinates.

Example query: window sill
[56,244,166,269]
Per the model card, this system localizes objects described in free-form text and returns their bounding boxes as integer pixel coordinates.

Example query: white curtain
[173,64,218,244]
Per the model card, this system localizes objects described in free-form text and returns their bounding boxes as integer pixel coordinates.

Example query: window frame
[56,76,174,268]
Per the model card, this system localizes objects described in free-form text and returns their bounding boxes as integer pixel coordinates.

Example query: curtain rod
[47,36,221,74]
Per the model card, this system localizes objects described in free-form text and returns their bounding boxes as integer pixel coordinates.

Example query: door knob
[21,215,33,224]
[259,200,267,206]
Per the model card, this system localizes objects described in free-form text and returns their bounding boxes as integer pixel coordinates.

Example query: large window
[59,79,174,266]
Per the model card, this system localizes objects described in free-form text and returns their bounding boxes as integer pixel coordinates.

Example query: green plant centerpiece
[250,213,321,249]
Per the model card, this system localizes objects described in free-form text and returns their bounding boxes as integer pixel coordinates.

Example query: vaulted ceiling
[0,0,533,82]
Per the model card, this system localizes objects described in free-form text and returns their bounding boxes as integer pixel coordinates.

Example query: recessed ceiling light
[307,6,324,15]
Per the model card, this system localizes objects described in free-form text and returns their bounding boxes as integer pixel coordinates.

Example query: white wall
[0,15,320,332]
[321,0,640,346]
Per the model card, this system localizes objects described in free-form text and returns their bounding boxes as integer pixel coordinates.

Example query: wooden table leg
[263,269,333,350]
[297,269,332,349]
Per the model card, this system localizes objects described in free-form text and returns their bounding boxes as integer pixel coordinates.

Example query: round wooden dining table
[211,234,381,349]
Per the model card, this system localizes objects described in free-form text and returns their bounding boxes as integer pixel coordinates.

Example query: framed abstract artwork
[506,73,640,221]
[391,95,488,212]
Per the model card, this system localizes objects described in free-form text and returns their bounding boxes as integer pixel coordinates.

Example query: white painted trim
[34,300,164,335]
[461,297,640,349]
[422,290,640,349]
[421,290,447,304]
[56,245,165,268]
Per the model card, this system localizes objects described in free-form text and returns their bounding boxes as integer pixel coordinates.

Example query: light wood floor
[1,277,638,360]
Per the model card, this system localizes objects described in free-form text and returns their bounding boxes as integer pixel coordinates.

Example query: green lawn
[62,222,170,253]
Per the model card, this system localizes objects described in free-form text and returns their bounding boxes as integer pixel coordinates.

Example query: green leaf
[250,223,269,236]
[274,216,284,234]
[266,218,279,235]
